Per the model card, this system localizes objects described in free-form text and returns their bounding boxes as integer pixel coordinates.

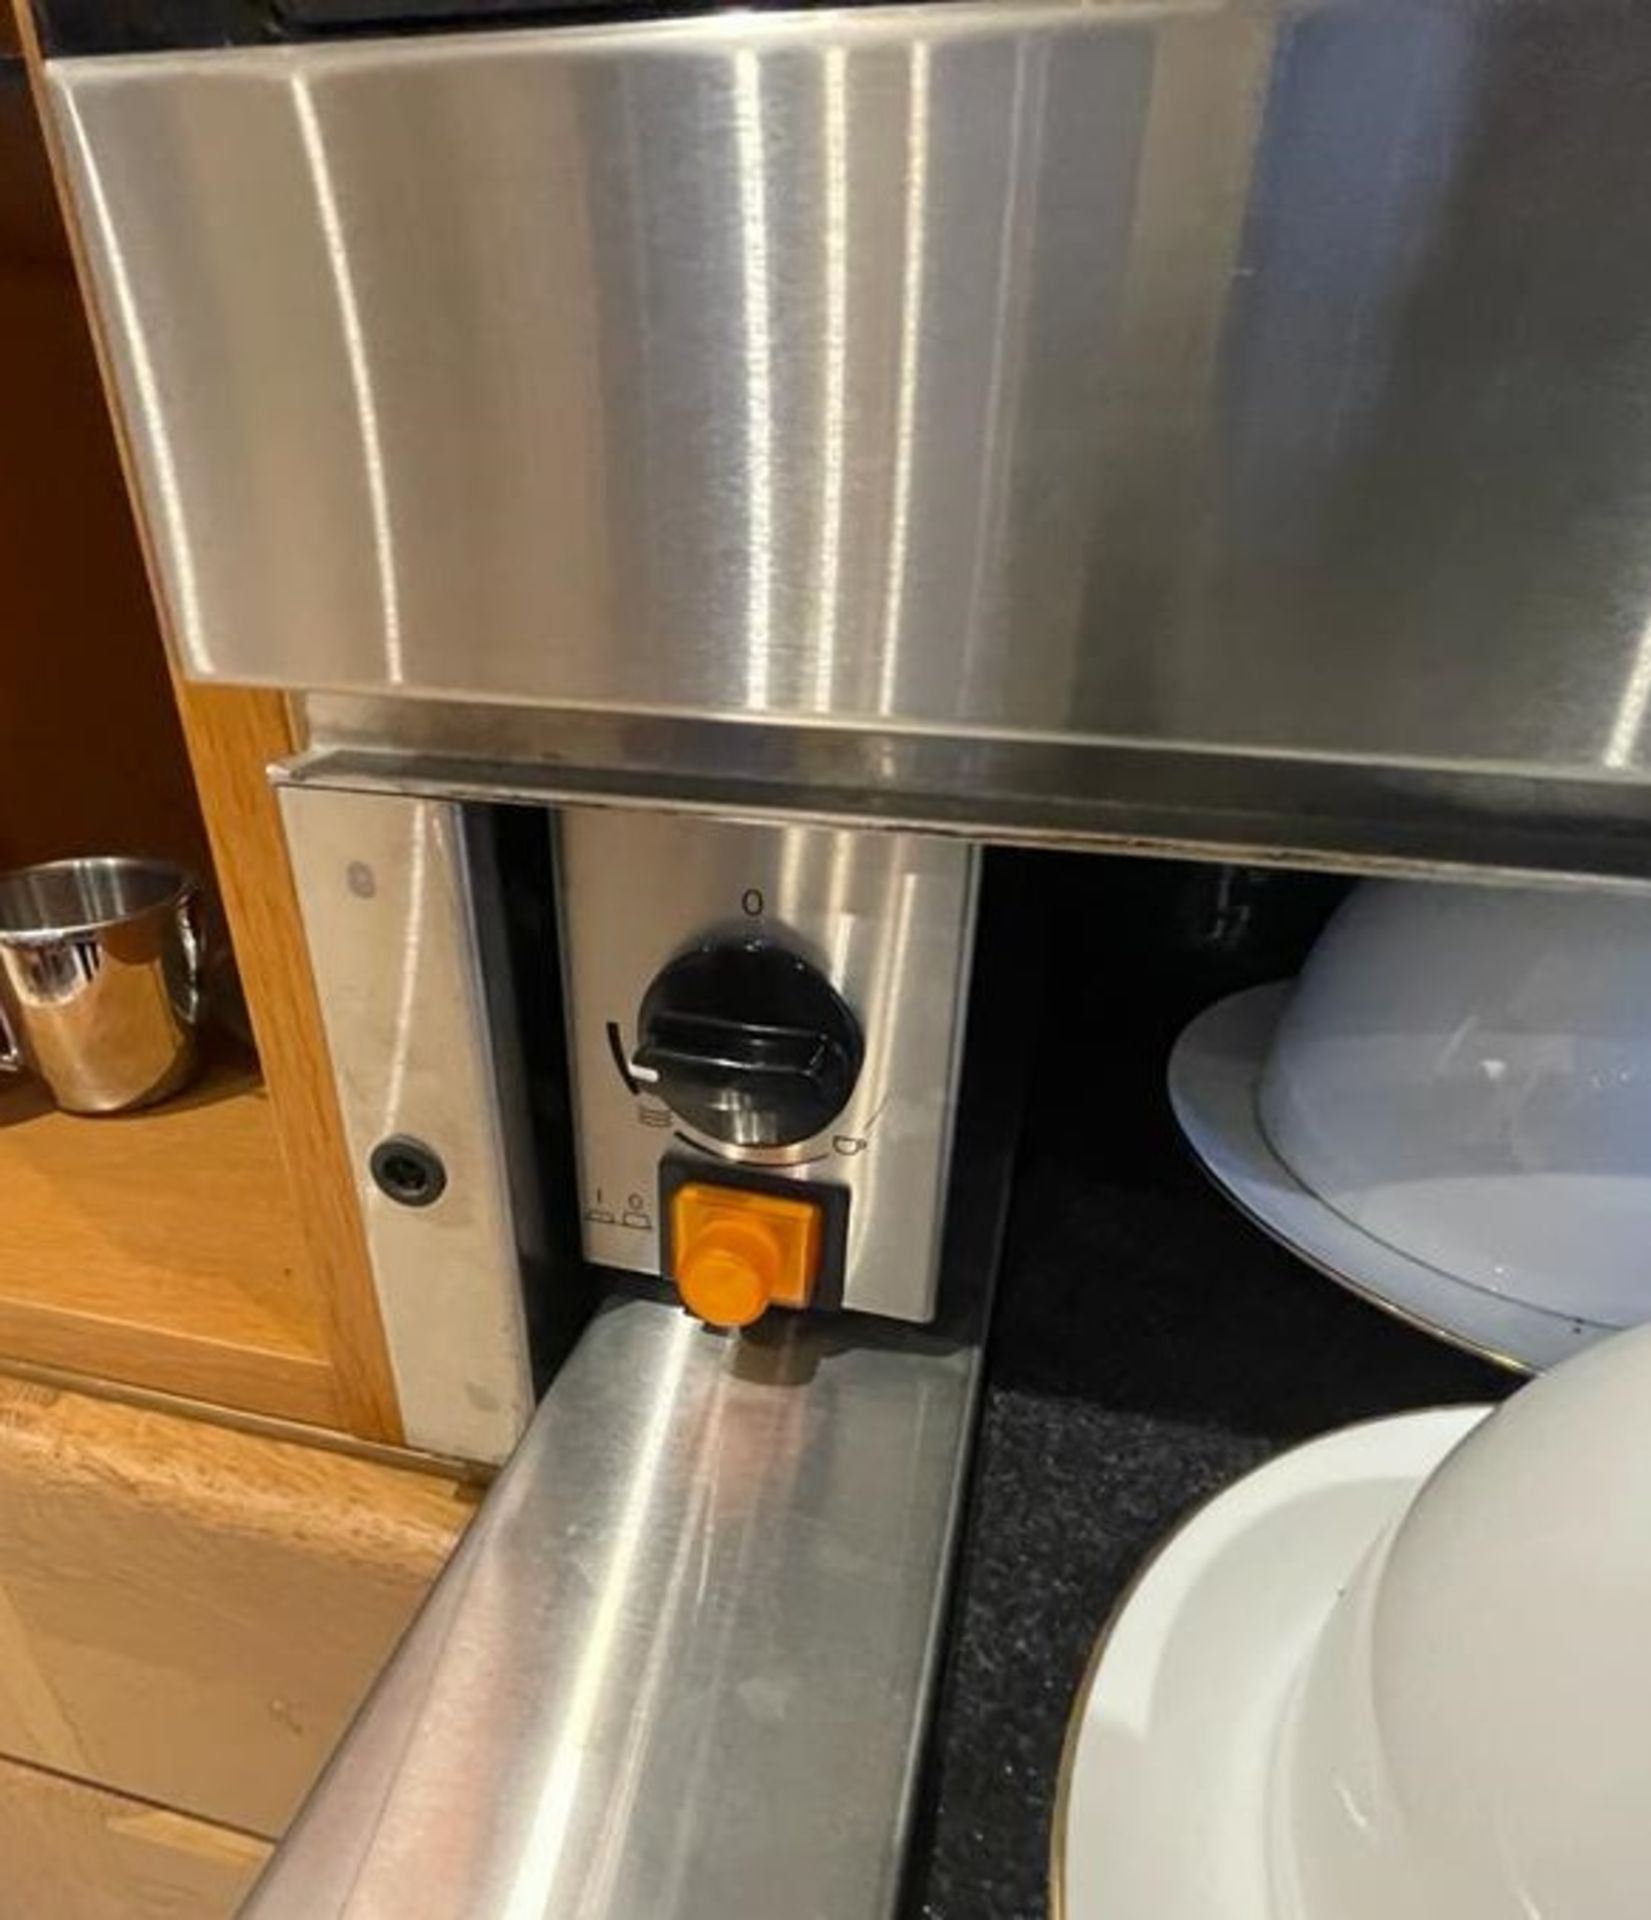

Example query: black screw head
[369,1134,448,1208]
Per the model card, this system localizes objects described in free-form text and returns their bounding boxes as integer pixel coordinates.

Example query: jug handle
[177,885,207,1028]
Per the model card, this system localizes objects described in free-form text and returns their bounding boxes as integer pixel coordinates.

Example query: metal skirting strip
[281,724,1651,892]
[244,1286,987,1919]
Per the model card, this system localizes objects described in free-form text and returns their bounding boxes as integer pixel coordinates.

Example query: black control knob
[635,937,863,1149]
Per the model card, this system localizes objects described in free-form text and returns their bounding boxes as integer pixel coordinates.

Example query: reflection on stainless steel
[555,807,977,1320]
[245,1287,985,1919]
[280,786,534,1461]
[286,712,1651,892]
[50,2,1651,779]
[292,78,405,686]
[0,856,202,1114]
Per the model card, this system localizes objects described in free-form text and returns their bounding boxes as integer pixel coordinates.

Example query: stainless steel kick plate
[245,1282,986,1919]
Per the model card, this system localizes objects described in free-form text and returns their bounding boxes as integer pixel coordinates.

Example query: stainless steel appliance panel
[281,784,535,1461]
[554,806,977,1321]
[49,1,1651,777]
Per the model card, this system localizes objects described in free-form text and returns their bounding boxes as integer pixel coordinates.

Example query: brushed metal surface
[555,806,977,1321]
[287,710,1651,893]
[245,1286,985,1920]
[280,785,535,1461]
[50,2,1651,777]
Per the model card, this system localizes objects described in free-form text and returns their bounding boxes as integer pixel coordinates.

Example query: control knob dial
[634,937,862,1149]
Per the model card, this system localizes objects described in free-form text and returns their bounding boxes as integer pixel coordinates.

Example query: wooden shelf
[0,1055,342,1427]
[0,38,402,1442]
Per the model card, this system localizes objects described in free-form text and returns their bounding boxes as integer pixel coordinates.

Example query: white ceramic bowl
[1270,1321,1651,1920]
[1258,879,1651,1329]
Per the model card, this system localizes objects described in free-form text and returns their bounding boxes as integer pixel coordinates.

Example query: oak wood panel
[3,14,404,1442]
[0,1350,475,1478]
[169,680,405,1442]
[0,1052,340,1426]
[0,1755,270,1920]
[0,1374,475,1837]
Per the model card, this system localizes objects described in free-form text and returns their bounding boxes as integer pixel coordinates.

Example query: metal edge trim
[909,844,983,1323]
[43,0,1226,78]
[893,1330,993,1895]
[271,744,1651,893]
[449,811,541,1410]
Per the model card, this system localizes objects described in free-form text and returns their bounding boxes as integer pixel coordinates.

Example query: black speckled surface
[900,857,1513,1920]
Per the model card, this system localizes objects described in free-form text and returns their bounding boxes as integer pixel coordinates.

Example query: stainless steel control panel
[553,807,978,1323]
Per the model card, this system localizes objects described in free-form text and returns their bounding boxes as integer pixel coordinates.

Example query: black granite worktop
[901,856,1513,1920]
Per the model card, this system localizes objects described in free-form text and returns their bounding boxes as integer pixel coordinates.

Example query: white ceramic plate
[1053,1406,1490,1920]
[1167,983,1613,1373]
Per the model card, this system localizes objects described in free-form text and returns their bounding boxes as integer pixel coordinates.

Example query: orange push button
[670,1183,823,1328]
